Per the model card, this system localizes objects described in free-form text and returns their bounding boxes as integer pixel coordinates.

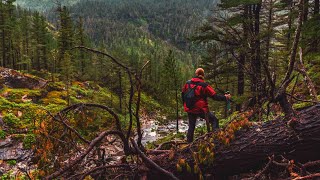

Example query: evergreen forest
[0,0,320,179]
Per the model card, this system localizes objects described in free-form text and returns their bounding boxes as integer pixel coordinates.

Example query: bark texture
[211,105,320,176]
[150,104,320,178]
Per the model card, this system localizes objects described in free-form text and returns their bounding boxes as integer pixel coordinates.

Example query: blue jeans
[187,112,218,143]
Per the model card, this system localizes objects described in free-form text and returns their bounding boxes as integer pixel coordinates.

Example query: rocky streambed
[0,118,206,177]
[141,118,206,145]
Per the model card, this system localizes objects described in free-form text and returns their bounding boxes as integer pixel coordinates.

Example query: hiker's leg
[187,113,197,143]
[208,112,219,130]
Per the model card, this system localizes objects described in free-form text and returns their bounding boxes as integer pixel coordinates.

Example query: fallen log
[149,104,320,179]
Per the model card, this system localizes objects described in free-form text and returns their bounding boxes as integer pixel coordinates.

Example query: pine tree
[57,6,74,73]
[0,0,15,68]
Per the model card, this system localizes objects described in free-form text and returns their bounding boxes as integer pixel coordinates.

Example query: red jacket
[182,77,217,114]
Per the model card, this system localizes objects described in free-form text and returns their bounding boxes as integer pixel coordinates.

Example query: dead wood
[275,0,304,115]
[45,130,128,179]
[73,46,135,142]
[58,103,123,133]
[296,47,318,103]
[71,164,132,180]
[303,160,320,168]
[130,138,179,180]
[148,104,320,179]
[251,155,274,180]
[293,173,320,180]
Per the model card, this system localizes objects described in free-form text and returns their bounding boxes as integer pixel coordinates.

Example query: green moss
[41,91,68,105]
[0,96,13,110]
[6,160,16,166]
[293,102,313,110]
[45,81,65,91]
[44,104,65,113]
[4,88,41,103]
[23,134,36,149]
[0,170,15,180]
[0,130,6,139]
[140,93,161,110]
[71,84,90,97]
[3,113,20,128]
[70,96,84,104]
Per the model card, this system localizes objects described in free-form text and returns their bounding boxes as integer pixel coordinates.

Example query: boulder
[0,67,47,89]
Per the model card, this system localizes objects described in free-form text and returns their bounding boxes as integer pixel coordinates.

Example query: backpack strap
[187,80,198,90]
[197,82,208,88]
[187,80,208,88]
[186,81,209,99]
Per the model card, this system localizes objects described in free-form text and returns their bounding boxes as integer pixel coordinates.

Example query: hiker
[182,68,231,143]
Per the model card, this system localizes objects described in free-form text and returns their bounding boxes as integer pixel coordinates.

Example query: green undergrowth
[0,75,166,148]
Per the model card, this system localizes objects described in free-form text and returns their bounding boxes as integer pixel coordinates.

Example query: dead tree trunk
[149,104,320,178]
[296,48,318,103]
[210,105,320,176]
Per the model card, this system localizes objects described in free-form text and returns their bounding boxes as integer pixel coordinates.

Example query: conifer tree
[57,6,74,73]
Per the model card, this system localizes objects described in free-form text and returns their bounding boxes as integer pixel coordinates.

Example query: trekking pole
[205,113,211,132]
[225,91,232,121]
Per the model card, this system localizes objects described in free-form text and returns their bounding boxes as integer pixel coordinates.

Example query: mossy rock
[0,67,47,89]
[41,91,68,105]
[3,88,42,103]
[2,113,21,128]
[45,82,65,92]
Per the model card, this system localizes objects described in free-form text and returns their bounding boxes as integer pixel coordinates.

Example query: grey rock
[0,137,32,161]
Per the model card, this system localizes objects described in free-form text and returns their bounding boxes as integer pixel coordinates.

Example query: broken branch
[130,138,179,180]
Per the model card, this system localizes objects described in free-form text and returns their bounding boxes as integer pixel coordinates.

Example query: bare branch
[303,160,320,169]
[73,46,130,71]
[58,103,123,133]
[293,173,320,180]
[285,93,319,104]
[135,60,150,147]
[42,108,90,144]
[277,0,304,96]
[76,164,131,180]
[46,130,128,179]
[295,47,318,103]
[130,138,180,180]
[73,46,135,142]
[251,155,274,180]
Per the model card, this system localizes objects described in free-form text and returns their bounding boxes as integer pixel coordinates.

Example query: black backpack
[183,80,208,109]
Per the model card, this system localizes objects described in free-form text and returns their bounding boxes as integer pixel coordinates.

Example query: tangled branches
[247,155,320,180]
[34,103,133,179]
[34,102,178,179]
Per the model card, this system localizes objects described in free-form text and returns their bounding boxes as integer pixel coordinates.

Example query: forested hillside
[17,0,215,50]
[1,0,320,179]
[15,0,81,11]
[13,0,218,105]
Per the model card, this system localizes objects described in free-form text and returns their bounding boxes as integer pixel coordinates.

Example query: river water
[141,118,206,144]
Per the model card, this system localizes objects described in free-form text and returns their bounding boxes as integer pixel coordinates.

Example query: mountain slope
[15,0,81,11]
[16,0,216,50]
